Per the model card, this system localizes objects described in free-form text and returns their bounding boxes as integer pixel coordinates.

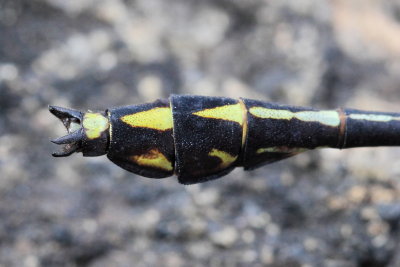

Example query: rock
[210,226,238,248]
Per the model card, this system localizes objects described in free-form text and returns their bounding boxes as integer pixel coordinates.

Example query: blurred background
[1,0,400,266]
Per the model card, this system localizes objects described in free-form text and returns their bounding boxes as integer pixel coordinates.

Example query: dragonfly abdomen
[50,95,400,184]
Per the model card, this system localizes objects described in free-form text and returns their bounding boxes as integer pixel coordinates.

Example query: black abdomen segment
[107,99,175,178]
[343,109,400,148]
[171,95,244,184]
[241,98,342,170]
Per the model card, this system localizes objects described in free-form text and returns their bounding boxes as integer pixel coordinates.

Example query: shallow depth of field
[1,0,400,266]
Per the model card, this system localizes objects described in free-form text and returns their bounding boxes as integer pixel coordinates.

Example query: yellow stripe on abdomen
[249,107,340,127]
[349,113,400,122]
[192,103,244,125]
[121,107,173,131]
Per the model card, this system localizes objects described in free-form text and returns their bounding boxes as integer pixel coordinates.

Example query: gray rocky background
[1,0,400,266]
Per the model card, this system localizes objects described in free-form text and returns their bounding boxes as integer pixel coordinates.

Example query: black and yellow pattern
[50,95,400,184]
[241,99,342,169]
[171,95,244,184]
[107,99,175,178]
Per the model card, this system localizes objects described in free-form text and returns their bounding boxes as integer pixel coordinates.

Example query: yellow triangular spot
[193,103,243,125]
[121,107,173,131]
[209,148,238,169]
[131,149,173,172]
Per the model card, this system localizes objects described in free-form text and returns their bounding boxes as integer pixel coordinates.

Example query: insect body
[50,95,400,184]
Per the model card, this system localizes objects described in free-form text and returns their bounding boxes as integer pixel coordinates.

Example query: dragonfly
[50,95,400,184]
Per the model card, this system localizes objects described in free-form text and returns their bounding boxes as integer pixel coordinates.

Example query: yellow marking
[349,113,398,122]
[250,108,293,120]
[121,107,173,131]
[249,107,340,127]
[82,113,109,139]
[192,103,244,125]
[130,149,173,172]
[209,148,238,169]
[239,99,248,149]
[256,147,308,154]
[296,111,340,126]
